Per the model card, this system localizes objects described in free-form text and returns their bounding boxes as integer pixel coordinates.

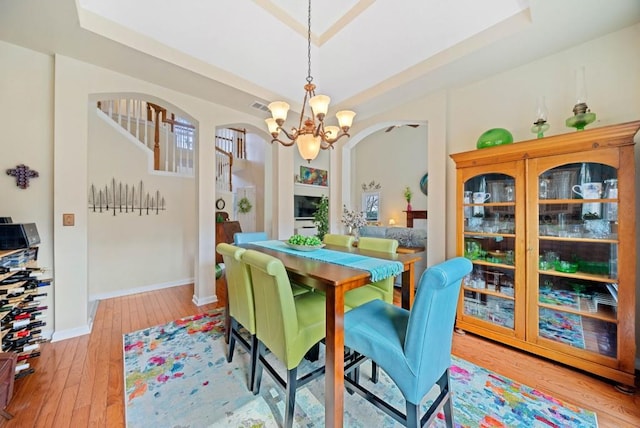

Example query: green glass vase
[476,128,514,149]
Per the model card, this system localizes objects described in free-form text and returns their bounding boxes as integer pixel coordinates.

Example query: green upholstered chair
[234,231,311,296]
[215,243,257,390]
[323,233,355,248]
[343,257,472,428]
[343,236,399,308]
[241,249,326,428]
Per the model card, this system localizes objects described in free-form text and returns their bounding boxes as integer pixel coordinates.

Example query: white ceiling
[76,0,528,105]
[1,0,640,120]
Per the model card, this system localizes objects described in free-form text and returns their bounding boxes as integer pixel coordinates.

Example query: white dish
[284,242,325,252]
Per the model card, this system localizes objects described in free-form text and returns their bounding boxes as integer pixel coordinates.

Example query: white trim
[192,293,218,306]
[88,299,100,327]
[52,325,92,342]
[89,278,194,302]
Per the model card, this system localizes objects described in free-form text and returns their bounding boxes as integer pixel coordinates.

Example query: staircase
[97,99,195,177]
[215,127,246,192]
[97,98,247,194]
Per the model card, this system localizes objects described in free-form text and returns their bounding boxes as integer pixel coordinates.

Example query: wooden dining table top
[242,240,421,427]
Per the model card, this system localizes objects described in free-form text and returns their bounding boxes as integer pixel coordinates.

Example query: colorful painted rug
[123,310,598,428]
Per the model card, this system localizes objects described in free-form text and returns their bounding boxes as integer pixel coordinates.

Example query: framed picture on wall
[300,166,328,187]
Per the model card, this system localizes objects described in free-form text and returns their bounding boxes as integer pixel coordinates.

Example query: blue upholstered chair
[233,231,310,296]
[241,249,326,428]
[343,257,472,428]
[233,231,268,245]
[215,243,257,390]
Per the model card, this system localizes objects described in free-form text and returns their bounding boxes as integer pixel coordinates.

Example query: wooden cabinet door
[455,160,526,341]
[526,147,635,372]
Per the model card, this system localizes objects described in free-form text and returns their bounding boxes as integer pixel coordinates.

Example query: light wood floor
[1,282,638,427]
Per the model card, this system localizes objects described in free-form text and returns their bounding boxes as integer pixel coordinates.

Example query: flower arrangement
[404,186,413,203]
[341,206,368,231]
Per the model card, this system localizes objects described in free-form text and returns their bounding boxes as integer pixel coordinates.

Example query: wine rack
[0,247,51,379]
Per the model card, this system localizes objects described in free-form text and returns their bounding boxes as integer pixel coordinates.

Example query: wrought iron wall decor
[361,180,381,191]
[89,179,166,216]
[6,164,39,189]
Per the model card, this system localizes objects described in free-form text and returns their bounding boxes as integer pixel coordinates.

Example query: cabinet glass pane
[537,161,619,359]
[464,290,515,329]
[464,173,515,234]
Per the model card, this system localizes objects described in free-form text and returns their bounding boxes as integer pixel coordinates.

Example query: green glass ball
[476,128,514,149]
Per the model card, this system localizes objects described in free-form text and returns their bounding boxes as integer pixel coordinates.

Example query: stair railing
[97,99,195,177]
[215,147,233,192]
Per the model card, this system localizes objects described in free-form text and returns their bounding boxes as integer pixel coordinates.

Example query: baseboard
[88,278,194,302]
[51,324,91,342]
[192,293,218,306]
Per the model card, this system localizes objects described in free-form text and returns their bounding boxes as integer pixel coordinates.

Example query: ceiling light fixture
[265,0,356,163]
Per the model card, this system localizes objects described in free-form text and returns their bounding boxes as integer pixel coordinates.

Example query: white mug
[473,192,491,203]
[572,182,602,200]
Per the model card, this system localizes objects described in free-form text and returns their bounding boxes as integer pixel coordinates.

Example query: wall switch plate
[63,213,75,226]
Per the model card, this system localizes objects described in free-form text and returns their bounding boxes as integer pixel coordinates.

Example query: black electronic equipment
[0,223,40,250]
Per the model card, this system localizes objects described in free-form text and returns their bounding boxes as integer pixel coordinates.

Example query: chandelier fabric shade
[264,0,356,162]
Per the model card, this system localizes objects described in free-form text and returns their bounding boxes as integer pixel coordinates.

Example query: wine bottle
[14,367,35,379]
[17,351,41,361]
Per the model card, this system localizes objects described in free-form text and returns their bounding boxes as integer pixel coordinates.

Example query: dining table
[241,240,421,428]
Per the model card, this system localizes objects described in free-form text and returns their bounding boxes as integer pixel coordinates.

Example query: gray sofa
[359,226,427,250]
[358,226,428,286]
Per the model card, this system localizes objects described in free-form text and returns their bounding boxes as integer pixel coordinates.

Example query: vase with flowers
[404,186,413,211]
[341,206,368,241]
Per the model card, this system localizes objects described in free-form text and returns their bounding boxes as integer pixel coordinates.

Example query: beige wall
[0,44,265,340]
[353,125,428,228]
[0,41,55,337]
[88,107,196,297]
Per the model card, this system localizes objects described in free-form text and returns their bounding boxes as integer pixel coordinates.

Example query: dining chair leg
[285,367,298,428]
[227,319,237,363]
[249,334,258,391]
[252,342,265,395]
[371,361,379,383]
[405,402,419,428]
[439,370,454,428]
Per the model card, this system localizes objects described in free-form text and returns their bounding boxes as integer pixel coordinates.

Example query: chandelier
[265,0,356,163]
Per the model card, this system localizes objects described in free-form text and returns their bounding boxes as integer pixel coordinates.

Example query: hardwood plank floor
[1,283,638,427]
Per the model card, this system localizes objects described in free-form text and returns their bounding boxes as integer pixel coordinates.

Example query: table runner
[251,240,404,282]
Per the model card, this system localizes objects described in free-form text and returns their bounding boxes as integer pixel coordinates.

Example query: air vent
[251,101,270,112]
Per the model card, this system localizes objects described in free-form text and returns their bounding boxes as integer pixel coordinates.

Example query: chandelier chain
[306,0,312,84]
[264,0,355,162]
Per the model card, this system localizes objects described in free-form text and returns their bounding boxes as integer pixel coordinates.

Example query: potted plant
[404,186,413,211]
[313,195,329,241]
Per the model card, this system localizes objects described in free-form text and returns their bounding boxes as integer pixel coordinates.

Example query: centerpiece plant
[341,205,368,238]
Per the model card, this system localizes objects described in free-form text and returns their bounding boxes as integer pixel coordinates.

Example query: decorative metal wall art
[89,179,166,216]
[361,180,381,191]
[6,164,39,189]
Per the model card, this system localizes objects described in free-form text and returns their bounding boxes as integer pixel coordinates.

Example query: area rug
[123,309,598,428]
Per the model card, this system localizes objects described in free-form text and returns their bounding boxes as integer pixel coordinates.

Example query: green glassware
[476,128,514,149]
[566,112,596,131]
